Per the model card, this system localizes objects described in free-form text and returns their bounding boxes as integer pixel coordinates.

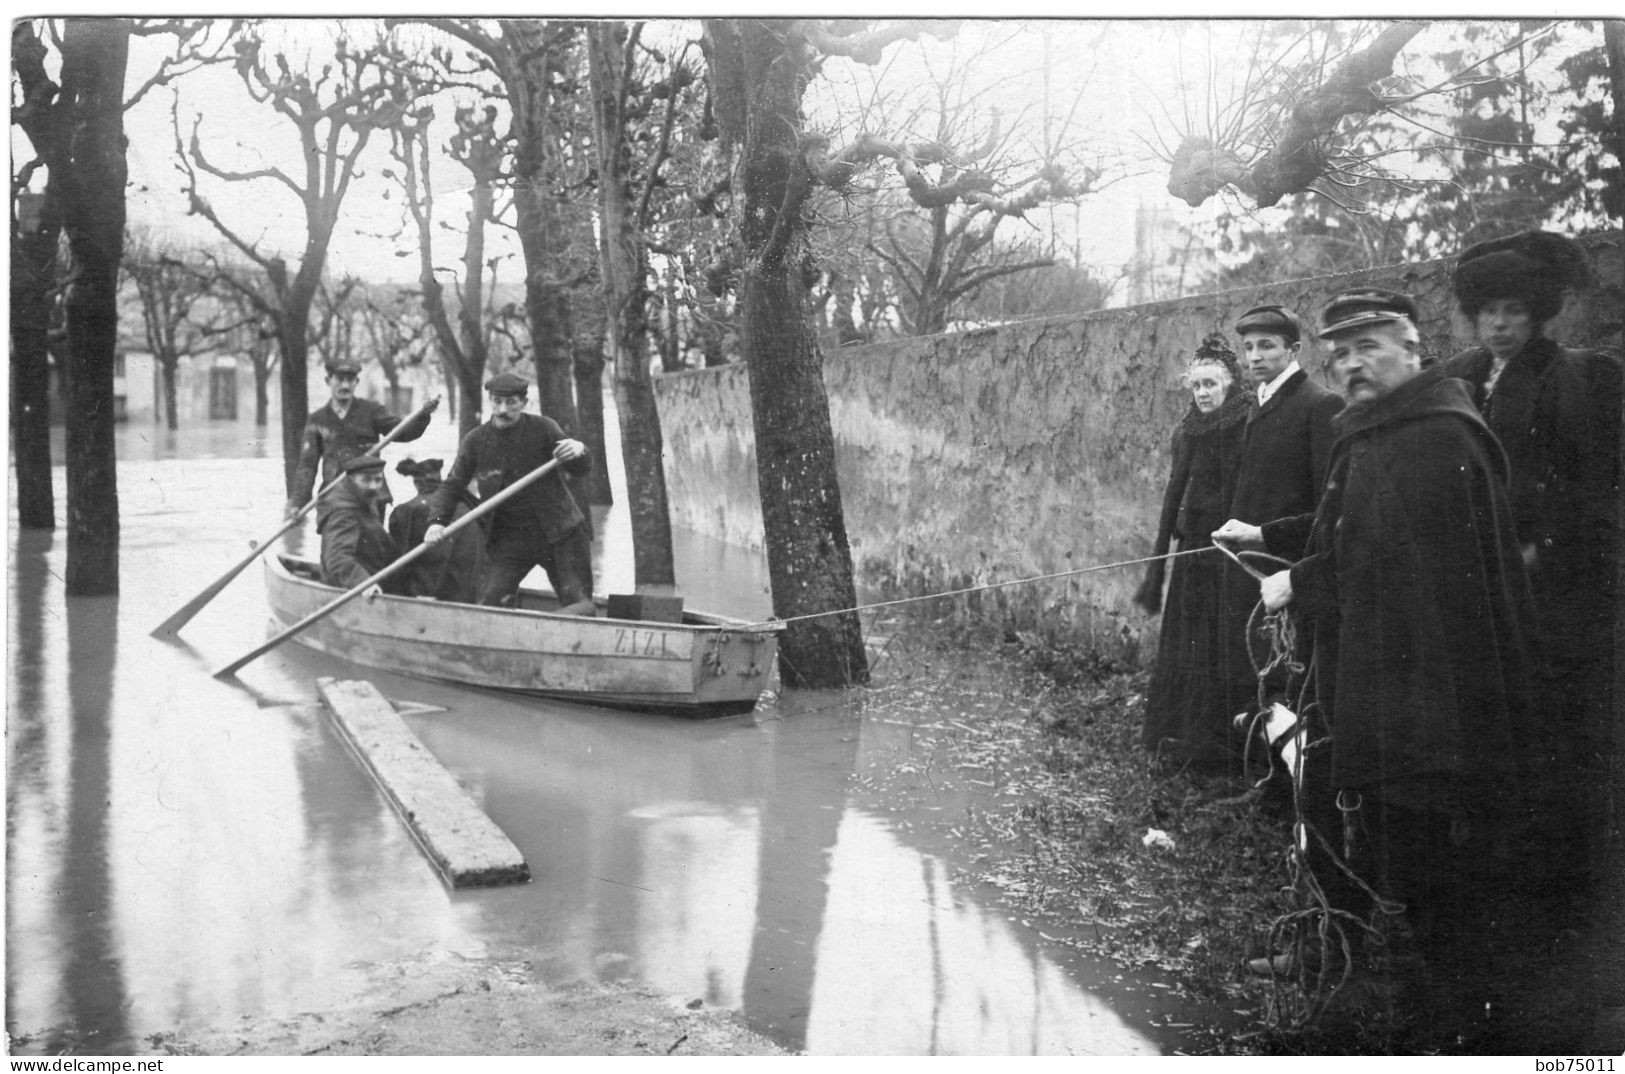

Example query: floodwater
[8,418,1202,1056]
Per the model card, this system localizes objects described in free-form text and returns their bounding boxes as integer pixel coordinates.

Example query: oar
[212,456,562,680]
[151,396,439,638]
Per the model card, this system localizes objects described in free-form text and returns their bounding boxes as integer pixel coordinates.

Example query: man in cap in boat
[1209,304,1344,779]
[388,457,487,604]
[1214,289,1539,1040]
[1438,231,1622,921]
[285,358,438,519]
[318,453,405,597]
[423,371,595,612]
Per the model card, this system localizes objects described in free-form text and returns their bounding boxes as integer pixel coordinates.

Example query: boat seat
[557,599,597,617]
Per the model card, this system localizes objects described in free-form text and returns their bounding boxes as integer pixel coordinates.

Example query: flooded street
[8,419,1195,1055]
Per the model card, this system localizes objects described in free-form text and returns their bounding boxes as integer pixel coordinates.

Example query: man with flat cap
[1215,290,1540,1038]
[317,453,404,596]
[286,359,438,518]
[1210,304,1344,773]
[424,371,595,611]
[1439,231,1622,914]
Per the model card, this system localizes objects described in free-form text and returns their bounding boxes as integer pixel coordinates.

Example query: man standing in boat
[423,371,595,612]
[285,358,438,519]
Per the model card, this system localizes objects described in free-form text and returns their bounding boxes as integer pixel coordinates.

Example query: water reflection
[10,432,1172,1056]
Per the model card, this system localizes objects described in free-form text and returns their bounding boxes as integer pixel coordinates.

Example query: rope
[761,545,1220,629]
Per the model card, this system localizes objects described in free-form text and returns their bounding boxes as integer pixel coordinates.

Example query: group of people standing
[289,364,596,613]
[1136,229,1620,1034]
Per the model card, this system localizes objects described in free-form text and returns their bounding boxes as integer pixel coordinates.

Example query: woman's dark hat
[396,457,443,479]
[1317,289,1420,339]
[1454,230,1591,324]
[1189,333,1243,383]
[1233,304,1303,344]
[342,454,386,475]
[485,372,529,397]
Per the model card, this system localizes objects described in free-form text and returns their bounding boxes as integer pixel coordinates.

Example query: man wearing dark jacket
[1216,306,1345,758]
[424,372,594,609]
[286,359,436,518]
[1217,290,1540,1039]
[317,454,404,595]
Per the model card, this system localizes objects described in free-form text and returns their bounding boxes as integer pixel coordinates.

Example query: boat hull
[265,555,779,717]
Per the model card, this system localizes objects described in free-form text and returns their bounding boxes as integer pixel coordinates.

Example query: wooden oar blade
[155,394,440,638]
[212,456,560,680]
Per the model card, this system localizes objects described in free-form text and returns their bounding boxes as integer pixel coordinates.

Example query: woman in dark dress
[1439,230,1622,909]
[1136,336,1254,772]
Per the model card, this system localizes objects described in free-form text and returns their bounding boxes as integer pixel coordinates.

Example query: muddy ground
[150,954,785,1057]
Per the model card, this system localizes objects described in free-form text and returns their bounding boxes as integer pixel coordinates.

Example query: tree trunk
[58,19,129,595]
[589,23,673,583]
[711,18,868,688]
[161,356,179,431]
[1605,20,1625,231]
[252,345,271,427]
[278,289,314,496]
[573,338,614,506]
[10,198,60,530]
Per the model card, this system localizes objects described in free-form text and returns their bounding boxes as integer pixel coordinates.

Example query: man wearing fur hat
[1439,230,1623,913]
[387,457,487,604]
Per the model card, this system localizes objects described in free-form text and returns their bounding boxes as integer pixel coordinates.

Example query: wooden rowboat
[265,553,780,717]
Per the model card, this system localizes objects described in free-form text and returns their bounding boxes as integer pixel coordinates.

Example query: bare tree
[121,231,223,430]
[587,21,692,589]
[11,17,230,539]
[702,18,956,689]
[1159,18,1622,231]
[176,23,419,495]
[386,97,502,437]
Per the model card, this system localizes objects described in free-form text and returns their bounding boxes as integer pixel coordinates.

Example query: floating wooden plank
[317,677,530,889]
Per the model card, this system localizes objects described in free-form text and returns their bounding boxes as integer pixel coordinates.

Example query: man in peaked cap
[1215,288,1541,1039]
[317,453,404,596]
[424,371,595,611]
[286,358,438,518]
[1439,230,1622,922]
[1205,303,1344,780]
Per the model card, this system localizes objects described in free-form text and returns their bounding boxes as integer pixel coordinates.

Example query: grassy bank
[865,615,1625,1055]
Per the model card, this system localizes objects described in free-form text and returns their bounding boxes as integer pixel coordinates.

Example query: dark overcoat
[1228,368,1344,537]
[1138,392,1255,765]
[427,412,592,545]
[316,478,404,592]
[388,483,488,603]
[291,398,432,508]
[1260,368,1539,813]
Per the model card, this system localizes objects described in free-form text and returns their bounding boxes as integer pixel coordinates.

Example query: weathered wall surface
[657,232,1623,658]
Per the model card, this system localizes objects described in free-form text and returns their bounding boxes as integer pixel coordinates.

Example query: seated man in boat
[285,358,437,519]
[388,457,487,603]
[318,454,405,596]
[423,372,596,613]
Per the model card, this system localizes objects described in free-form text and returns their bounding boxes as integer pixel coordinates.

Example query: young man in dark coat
[424,372,594,610]
[1438,231,1622,910]
[317,454,404,595]
[286,359,437,518]
[1216,306,1345,765]
[1216,290,1541,1040]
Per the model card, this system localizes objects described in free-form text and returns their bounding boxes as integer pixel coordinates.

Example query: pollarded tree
[701,18,956,689]
[1161,19,1620,234]
[176,23,421,496]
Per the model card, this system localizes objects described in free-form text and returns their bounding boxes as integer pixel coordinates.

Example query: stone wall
[656,231,1623,658]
